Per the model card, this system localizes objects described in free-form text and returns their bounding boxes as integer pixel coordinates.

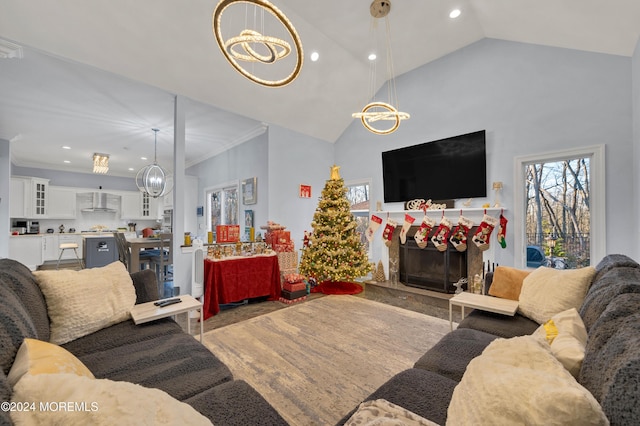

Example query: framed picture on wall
[244,210,254,228]
[299,184,311,198]
[242,177,257,204]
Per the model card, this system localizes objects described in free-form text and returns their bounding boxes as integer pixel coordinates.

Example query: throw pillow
[518,266,596,324]
[446,335,608,426]
[7,338,94,387]
[532,308,588,378]
[487,266,531,300]
[10,373,212,425]
[347,399,439,426]
[33,261,136,345]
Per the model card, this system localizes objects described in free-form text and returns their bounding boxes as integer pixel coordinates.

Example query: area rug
[310,280,363,295]
[202,295,451,425]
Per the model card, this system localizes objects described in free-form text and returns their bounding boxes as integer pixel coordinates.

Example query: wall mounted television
[382,130,487,203]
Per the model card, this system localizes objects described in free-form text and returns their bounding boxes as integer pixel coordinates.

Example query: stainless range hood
[81,192,117,213]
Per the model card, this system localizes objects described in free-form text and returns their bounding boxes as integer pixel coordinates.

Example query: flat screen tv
[382,130,486,203]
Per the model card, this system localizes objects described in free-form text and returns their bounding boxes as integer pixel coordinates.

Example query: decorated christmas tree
[299,165,373,282]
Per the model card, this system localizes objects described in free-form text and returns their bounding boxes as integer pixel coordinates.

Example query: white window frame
[204,180,239,232]
[513,145,605,269]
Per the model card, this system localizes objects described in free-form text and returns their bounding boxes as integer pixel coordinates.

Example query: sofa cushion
[346,399,438,426]
[579,266,640,332]
[74,328,233,401]
[414,328,497,382]
[532,308,587,378]
[7,338,94,387]
[487,266,530,300]
[0,370,11,426]
[184,380,289,426]
[447,335,608,426]
[337,369,458,426]
[0,259,50,342]
[10,373,212,425]
[579,292,640,425]
[33,261,136,344]
[457,310,538,338]
[0,284,38,375]
[518,266,596,324]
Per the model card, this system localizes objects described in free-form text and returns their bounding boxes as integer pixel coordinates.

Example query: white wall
[267,125,334,250]
[633,36,640,260]
[335,38,634,266]
[0,139,10,258]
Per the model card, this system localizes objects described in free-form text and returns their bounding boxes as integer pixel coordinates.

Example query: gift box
[283,281,307,292]
[273,242,295,253]
[280,268,298,277]
[278,295,307,304]
[277,252,298,270]
[216,225,240,243]
[281,289,307,300]
[284,273,304,283]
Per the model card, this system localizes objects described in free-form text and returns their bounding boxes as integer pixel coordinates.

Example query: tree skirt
[310,280,363,295]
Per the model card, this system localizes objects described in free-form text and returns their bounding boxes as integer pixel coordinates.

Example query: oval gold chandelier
[352,0,410,135]
[212,0,303,87]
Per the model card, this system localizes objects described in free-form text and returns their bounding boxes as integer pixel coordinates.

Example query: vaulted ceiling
[1,0,639,176]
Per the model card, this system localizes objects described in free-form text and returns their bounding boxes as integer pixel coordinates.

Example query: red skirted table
[202,254,281,320]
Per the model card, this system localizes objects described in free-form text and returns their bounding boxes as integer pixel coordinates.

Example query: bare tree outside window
[346,182,371,255]
[525,157,590,269]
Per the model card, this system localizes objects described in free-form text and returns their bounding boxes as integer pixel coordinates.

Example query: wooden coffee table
[130,295,204,342]
[449,292,519,331]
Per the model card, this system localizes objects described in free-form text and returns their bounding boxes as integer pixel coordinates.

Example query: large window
[345,180,371,255]
[515,145,605,269]
[206,183,238,234]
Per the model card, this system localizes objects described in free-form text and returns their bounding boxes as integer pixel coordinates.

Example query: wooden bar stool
[57,242,84,270]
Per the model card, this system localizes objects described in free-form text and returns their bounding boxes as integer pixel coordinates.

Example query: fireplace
[390,226,483,293]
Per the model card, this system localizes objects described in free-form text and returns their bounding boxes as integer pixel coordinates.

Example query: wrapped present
[273,230,291,243]
[280,268,297,277]
[281,289,307,300]
[277,252,298,270]
[284,273,304,283]
[216,225,240,243]
[273,241,295,252]
[279,295,307,304]
[283,281,307,292]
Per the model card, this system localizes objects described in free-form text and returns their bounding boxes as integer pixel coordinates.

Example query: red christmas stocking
[497,213,508,249]
[399,214,416,244]
[431,217,452,252]
[414,215,436,249]
[382,219,397,247]
[366,215,383,242]
[449,216,474,252]
[471,214,499,251]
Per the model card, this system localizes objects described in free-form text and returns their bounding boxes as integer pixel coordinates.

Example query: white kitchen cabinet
[9,236,43,271]
[48,186,77,219]
[10,176,49,218]
[121,191,160,220]
[42,235,58,261]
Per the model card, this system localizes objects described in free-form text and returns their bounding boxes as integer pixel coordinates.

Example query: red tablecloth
[202,254,281,320]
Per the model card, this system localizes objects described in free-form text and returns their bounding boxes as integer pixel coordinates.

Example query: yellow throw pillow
[7,338,94,387]
[532,308,588,378]
[487,266,531,300]
[33,261,136,345]
[518,266,596,324]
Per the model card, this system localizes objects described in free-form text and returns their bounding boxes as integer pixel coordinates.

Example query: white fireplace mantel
[373,207,506,224]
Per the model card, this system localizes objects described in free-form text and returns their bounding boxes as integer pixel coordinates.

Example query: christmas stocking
[431,216,452,252]
[497,213,508,249]
[471,214,499,251]
[414,215,436,249]
[399,214,416,244]
[365,215,383,242]
[449,216,474,252]
[382,219,397,247]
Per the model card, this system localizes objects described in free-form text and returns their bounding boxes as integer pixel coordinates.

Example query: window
[514,145,605,269]
[206,183,238,234]
[345,180,371,255]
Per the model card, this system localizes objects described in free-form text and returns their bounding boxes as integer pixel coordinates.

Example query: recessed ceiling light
[368,53,377,61]
[310,51,319,62]
[128,167,134,171]
[62,146,71,150]
[449,9,461,19]
[63,160,70,163]
[141,156,147,161]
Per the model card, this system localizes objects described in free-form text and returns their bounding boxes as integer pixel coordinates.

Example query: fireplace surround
[390,226,484,293]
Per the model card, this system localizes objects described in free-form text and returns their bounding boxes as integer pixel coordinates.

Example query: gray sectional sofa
[0,258,287,426]
[339,254,640,426]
